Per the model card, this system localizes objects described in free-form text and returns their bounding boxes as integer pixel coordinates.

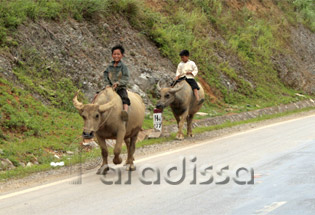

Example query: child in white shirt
[174,50,202,104]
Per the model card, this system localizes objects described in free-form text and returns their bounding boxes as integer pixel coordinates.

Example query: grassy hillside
[142,0,314,103]
[0,0,314,178]
[1,0,314,100]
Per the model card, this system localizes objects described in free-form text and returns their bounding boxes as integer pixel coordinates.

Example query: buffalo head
[156,82,184,110]
[73,91,115,139]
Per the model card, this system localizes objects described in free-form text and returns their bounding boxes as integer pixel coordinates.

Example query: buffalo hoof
[187,133,194,137]
[126,164,136,171]
[176,133,184,140]
[113,156,122,165]
[123,160,133,166]
[96,164,109,175]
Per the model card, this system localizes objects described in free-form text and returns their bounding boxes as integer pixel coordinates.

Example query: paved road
[1,114,315,215]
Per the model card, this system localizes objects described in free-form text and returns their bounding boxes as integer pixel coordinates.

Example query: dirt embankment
[1,1,314,106]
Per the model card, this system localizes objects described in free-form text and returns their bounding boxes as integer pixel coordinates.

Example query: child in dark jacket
[104,45,130,121]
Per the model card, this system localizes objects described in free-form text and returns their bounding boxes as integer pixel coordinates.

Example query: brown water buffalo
[156,81,205,140]
[73,87,145,174]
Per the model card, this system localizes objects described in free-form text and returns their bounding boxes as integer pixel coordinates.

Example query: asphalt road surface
[1,114,315,215]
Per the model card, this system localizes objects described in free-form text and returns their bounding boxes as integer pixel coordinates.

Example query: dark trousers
[116,88,131,106]
[172,77,200,90]
[186,78,200,90]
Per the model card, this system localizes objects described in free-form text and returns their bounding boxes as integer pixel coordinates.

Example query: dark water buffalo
[156,81,205,140]
[73,88,145,174]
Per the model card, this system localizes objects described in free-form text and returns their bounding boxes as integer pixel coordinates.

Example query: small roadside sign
[153,108,163,131]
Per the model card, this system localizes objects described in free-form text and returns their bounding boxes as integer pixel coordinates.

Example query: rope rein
[97,107,114,131]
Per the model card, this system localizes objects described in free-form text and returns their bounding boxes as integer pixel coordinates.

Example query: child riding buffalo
[174,50,203,104]
[104,45,130,121]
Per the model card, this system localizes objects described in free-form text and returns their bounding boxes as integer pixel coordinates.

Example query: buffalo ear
[78,109,84,115]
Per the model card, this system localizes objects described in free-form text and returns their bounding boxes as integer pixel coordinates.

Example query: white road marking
[255,201,287,215]
[135,114,315,163]
[0,114,314,201]
[0,172,94,201]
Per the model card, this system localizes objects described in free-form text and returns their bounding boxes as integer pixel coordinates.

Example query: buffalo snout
[82,131,94,139]
[156,103,164,110]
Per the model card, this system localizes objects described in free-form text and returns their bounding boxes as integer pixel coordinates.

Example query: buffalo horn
[98,100,116,112]
[73,90,84,110]
[169,83,184,94]
[156,81,162,91]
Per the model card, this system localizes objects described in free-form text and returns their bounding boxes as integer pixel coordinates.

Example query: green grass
[0,77,84,178]
[278,0,315,32]
[0,0,140,45]
[141,1,300,105]
[12,47,82,112]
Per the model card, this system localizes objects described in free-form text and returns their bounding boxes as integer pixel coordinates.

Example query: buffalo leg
[176,110,189,140]
[95,136,109,175]
[187,114,194,137]
[126,133,138,171]
[113,128,125,165]
[175,115,180,128]
[172,110,180,128]
[124,138,131,166]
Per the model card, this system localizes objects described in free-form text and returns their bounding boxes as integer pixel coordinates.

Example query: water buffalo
[156,81,205,140]
[73,87,145,174]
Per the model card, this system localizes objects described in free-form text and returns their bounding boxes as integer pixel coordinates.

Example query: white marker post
[153,108,163,132]
[148,108,163,138]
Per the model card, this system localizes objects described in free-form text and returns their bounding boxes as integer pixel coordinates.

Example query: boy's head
[179,50,189,63]
[111,45,125,63]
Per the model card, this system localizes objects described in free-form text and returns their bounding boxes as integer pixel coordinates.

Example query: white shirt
[175,60,198,79]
